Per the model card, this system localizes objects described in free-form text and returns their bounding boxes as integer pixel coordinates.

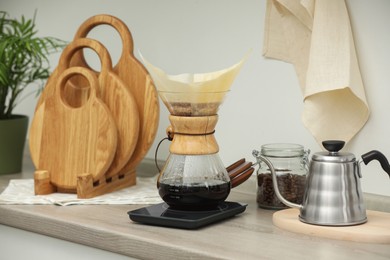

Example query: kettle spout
[361,150,390,178]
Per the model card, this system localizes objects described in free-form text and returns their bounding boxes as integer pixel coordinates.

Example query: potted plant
[0,11,66,173]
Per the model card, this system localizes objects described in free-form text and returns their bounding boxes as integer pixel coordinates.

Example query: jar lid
[261,143,304,158]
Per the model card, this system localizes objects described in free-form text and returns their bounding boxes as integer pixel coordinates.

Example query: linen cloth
[0,177,162,206]
[263,0,369,145]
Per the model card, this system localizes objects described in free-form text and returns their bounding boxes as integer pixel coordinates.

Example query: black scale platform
[128,201,247,229]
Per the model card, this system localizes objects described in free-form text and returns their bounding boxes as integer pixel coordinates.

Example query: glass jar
[252,144,310,210]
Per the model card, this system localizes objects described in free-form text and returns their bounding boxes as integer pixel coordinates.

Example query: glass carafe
[158,154,230,210]
[157,91,231,210]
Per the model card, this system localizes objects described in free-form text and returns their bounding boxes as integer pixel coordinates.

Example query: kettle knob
[322,140,345,153]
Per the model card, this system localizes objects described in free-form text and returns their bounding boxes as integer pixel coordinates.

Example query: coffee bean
[257,172,306,209]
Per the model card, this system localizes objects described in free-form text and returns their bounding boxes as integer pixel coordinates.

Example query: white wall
[2,0,390,196]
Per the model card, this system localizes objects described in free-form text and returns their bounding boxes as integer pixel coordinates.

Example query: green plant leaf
[0,11,67,119]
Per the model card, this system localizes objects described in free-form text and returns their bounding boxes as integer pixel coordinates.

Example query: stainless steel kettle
[258,140,390,226]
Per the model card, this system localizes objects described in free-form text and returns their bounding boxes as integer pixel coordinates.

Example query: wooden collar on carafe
[167,115,219,155]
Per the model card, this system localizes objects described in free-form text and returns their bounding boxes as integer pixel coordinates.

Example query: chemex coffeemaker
[146,55,247,209]
[128,55,249,229]
[157,90,231,210]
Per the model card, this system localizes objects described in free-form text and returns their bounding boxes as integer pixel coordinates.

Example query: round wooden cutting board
[70,14,159,176]
[273,208,390,244]
[36,38,140,178]
[30,67,118,190]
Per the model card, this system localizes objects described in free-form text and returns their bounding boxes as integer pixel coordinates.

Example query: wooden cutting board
[70,14,159,176]
[273,208,390,244]
[36,38,140,178]
[29,67,118,190]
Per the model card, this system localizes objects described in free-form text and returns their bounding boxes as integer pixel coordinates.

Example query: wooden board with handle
[36,38,140,178]
[273,208,390,244]
[70,14,159,176]
[30,67,118,190]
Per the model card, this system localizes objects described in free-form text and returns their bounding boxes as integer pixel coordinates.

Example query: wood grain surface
[168,115,219,155]
[273,208,390,244]
[70,14,159,176]
[1,161,390,260]
[36,38,140,178]
[1,187,389,259]
[29,67,118,190]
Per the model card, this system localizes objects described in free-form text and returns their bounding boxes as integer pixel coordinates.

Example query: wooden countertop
[0,154,390,259]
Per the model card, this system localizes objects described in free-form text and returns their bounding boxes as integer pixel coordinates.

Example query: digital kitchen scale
[128,201,247,229]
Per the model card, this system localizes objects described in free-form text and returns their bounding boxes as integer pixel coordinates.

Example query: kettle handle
[361,150,390,178]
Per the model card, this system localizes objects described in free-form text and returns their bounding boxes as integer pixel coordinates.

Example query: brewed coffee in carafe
[158,154,231,209]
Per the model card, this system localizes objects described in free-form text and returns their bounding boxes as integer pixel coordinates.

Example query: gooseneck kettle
[258,140,390,226]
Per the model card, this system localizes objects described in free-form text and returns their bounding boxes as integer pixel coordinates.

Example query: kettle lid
[312,140,356,163]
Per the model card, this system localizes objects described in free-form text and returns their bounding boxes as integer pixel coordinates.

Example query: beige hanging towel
[263,0,369,145]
